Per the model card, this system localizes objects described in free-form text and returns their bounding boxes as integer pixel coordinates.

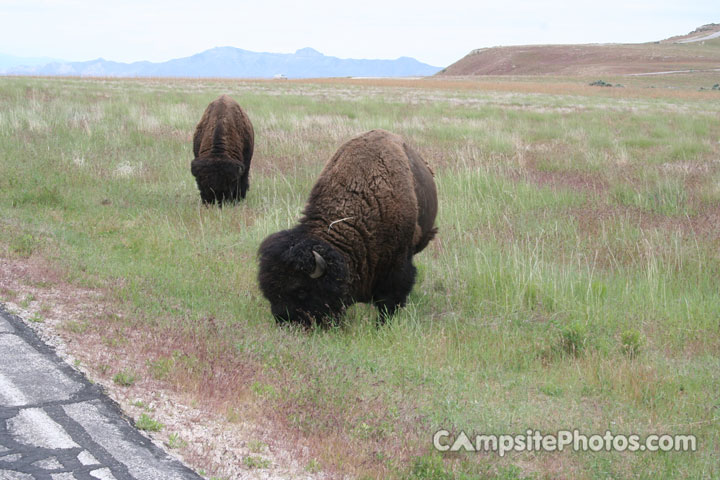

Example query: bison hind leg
[372,255,417,324]
[239,168,250,199]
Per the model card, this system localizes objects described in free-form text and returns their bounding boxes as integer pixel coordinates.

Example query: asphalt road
[0,305,203,480]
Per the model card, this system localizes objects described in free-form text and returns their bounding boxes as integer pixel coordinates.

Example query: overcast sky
[1,0,718,67]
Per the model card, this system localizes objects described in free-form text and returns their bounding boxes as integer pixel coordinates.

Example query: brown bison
[258,129,438,325]
[191,95,254,204]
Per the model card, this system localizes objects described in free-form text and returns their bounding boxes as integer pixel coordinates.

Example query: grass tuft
[135,413,163,432]
[112,369,137,386]
[620,329,644,358]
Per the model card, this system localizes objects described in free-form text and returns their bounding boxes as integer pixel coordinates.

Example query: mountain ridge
[1,47,441,78]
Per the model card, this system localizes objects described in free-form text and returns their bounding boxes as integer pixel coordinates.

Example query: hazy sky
[1,0,718,67]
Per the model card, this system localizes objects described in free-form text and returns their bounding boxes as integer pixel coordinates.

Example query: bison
[258,129,438,325]
[191,95,254,204]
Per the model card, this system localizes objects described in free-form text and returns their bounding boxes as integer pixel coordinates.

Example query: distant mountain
[2,47,441,78]
[0,53,64,70]
[438,23,720,76]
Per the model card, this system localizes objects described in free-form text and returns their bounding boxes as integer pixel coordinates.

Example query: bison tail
[413,226,438,254]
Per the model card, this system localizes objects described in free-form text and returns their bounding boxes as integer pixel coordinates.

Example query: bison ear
[309,250,327,278]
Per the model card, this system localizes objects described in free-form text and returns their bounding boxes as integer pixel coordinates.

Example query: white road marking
[7,408,79,449]
[0,371,27,406]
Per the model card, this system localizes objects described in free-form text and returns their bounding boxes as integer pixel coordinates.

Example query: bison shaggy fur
[191,95,254,204]
[258,129,438,325]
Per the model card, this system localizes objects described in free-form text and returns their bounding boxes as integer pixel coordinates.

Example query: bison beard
[257,129,438,326]
[191,95,254,205]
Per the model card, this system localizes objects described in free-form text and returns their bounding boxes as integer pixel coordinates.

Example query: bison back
[193,95,254,167]
[301,130,430,296]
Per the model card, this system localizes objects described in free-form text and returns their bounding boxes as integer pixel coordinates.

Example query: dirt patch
[568,202,720,242]
[0,255,328,480]
[515,150,609,194]
[522,168,608,194]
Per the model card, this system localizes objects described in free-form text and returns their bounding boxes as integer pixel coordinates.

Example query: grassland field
[0,74,719,479]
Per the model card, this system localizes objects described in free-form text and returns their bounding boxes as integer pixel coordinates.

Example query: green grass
[167,432,188,449]
[135,413,163,432]
[1,76,719,479]
[112,369,137,386]
[243,455,271,469]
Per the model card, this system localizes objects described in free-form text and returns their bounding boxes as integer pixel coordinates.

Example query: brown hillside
[439,24,720,76]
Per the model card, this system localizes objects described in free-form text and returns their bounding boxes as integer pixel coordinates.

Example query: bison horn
[310,250,327,278]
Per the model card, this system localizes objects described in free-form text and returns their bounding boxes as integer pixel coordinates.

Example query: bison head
[190,156,246,204]
[257,229,349,326]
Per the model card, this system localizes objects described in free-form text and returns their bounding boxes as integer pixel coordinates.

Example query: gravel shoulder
[0,255,328,480]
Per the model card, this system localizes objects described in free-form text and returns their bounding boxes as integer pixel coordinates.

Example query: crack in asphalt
[0,305,203,480]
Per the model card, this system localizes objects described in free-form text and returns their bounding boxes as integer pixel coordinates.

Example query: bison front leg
[372,253,417,324]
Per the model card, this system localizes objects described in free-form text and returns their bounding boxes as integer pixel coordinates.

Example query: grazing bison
[191,95,254,204]
[258,129,438,325]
